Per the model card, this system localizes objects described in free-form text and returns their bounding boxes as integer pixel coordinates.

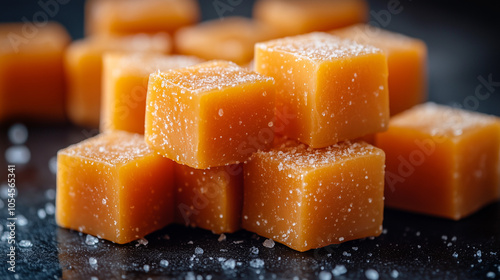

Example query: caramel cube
[253,0,368,36]
[0,22,70,123]
[85,0,199,36]
[255,32,389,148]
[175,17,278,65]
[145,60,275,169]
[242,139,385,252]
[56,131,175,244]
[376,103,500,220]
[331,24,428,115]
[101,53,203,134]
[64,34,171,127]
[174,163,243,233]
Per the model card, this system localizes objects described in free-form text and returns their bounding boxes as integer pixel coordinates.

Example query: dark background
[1,0,499,116]
[0,1,500,280]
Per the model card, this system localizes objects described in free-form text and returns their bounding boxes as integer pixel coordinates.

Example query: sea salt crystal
[452,252,458,258]
[365,269,379,280]
[86,234,99,246]
[332,265,347,276]
[143,264,150,272]
[263,239,275,248]
[48,156,57,174]
[249,258,265,269]
[8,123,28,144]
[218,108,224,117]
[486,272,495,278]
[477,250,482,258]
[221,259,236,270]
[45,189,56,200]
[160,259,169,267]
[390,269,399,278]
[136,238,148,247]
[19,240,32,248]
[195,247,204,255]
[17,214,28,226]
[89,257,98,269]
[218,233,226,242]
[5,145,31,164]
[250,246,259,255]
[318,270,332,280]
[37,209,46,219]
[45,202,55,215]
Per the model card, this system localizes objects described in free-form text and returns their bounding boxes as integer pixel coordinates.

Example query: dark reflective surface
[1,0,500,279]
[0,125,499,280]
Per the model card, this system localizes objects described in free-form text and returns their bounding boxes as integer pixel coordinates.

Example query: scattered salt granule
[218,234,226,242]
[332,265,347,276]
[143,264,150,272]
[218,108,224,117]
[263,239,275,248]
[8,123,28,144]
[318,270,332,280]
[195,247,204,255]
[233,240,244,244]
[249,258,265,269]
[5,145,31,164]
[19,240,32,248]
[452,252,459,258]
[17,215,28,226]
[48,156,57,174]
[136,238,148,247]
[441,235,448,241]
[486,272,495,278]
[188,241,193,244]
[89,257,98,269]
[250,246,259,255]
[90,277,98,280]
[85,234,99,246]
[45,202,55,215]
[221,259,236,270]
[160,259,169,267]
[390,269,399,278]
[37,209,46,219]
[45,189,56,200]
[476,250,482,258]
[365,268,379,280]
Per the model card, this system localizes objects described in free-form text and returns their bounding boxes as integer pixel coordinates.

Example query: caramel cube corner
[101,53,203,134]
[376,103,500,220]
[145,60,275,169]
[242,139,385,252]
[56,131,175,244]
[255,32,389,148]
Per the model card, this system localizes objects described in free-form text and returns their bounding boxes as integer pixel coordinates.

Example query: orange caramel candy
[255,32,389,148]
[331,24,428,115]
[376,103,500,220]
[56,131,175,244]
[101,53,203,134]
[174,163,243,233]
[253,0,368,36]
[64,33,171,127]
[0,22,70,123]
[85,0,200,36]
[242,139,385,252]
[145,60,275,169]
[175,17,278,65]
